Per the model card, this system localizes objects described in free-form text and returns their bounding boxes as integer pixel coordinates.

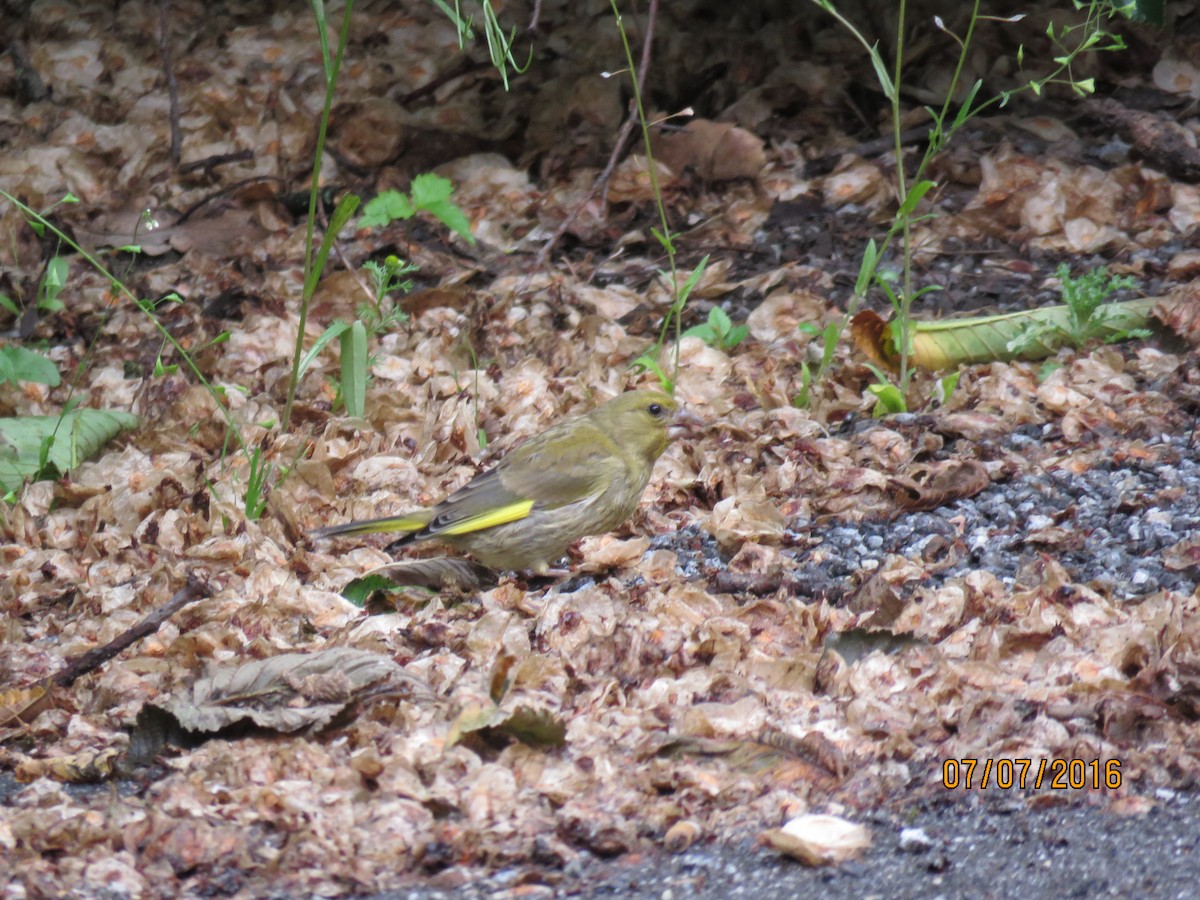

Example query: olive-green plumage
[310,391,679,573]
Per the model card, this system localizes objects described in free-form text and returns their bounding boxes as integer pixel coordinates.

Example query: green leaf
[650,226,675,255]
[304,193,361,300]
[854,240,879,295]
[39,256,70,310]
[820,322,840,367]
[867,382,906,416]
[933,370,961,406]
[723,324,749,349]
[243,445,270,520]
[422,200,475,243]
[867,43,896,99]
[342,573,402,607]
[897,180,936,219]
[299,320,350,380]
[793,361,813,409]
[677,256,710,309]
[340,320,368,418]
[0,346,61,386]
[681,323,716,342]
[405,175,475,242]
[359,191,413,229]
[0,293,18,315]
[709,306,733,335]
[952,80,984,130]
[630,353,673,393]
[408,173,454,208]
[0,409,139,493]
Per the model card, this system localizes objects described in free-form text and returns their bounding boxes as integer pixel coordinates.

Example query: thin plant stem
[283,0,354,433]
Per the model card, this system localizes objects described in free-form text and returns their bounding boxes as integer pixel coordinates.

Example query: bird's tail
[309,510,434,540]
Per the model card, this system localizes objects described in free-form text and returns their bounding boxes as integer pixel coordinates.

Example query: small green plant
[631,256,709,393]
[0,194,81,325]
[358,174,475,244]
[431,0,531,90]
[1008,264,1147,355]
[318,173,469,419]
[808,0,1135,413]
[36,256,70,314]
[360,254,417,333]
[0,188,268,513]
[608,0,714,395]
[302,254,418,418]
[282,0,359,435]
[683,306,749,352]
[243,445,270,520]
[793,321,840,409]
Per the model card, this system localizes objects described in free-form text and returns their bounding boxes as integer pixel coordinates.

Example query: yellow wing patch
[437,499,535,536]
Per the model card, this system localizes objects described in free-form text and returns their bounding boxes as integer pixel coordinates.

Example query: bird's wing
[421,423,624,538]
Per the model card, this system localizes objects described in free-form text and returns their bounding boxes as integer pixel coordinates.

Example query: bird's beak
[669,408,706,439]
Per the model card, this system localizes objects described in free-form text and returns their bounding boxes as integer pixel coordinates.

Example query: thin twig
[176,175,281,224]
[159,0,182,167]
[53,573,210,688]
[532,0,660,272]
[178,150,255,176]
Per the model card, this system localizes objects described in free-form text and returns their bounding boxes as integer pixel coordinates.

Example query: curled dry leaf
[663,819,702,853]
[1153,284,1200,348]
[1153,55,1200,98]
[822,157,890,209]
[330,98,408,168]
[1163,535,1200,572]
[1088,97,1200,184]
[651,119,767,182]
[763,814,872,866]
[0,683,53,728]
[576,535,652,572]
[708,494,786,548]
[14,748,120,784]
[607,154,678,203]
[890,460,991,512]
[746,289,829,342]
[446,701,567,750]
[144,648,430,737]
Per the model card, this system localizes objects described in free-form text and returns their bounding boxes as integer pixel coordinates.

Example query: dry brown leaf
[0,683,53,728]
[891,460,991,511]
[330,98,408,168]
[762,814,872,866]
[14,748,120,784]
[148,647,429,735]
[1163,535,1200,572]
[652,119,767,182]
[1153,284,1200,347]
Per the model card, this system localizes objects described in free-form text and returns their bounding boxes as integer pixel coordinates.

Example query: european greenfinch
[311,390,684,573]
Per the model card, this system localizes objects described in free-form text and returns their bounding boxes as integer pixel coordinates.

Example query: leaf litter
[2,0,1200,895]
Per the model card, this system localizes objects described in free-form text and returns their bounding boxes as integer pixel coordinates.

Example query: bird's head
[592,390,691,463]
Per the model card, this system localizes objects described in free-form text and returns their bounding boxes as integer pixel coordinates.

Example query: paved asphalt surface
[380,792,1200,899]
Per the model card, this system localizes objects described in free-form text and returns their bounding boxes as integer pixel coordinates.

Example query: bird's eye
[648,403,664,418]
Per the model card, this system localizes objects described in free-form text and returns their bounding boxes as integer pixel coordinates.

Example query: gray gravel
[792,427,1200,602]
[365,793,1200,899]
